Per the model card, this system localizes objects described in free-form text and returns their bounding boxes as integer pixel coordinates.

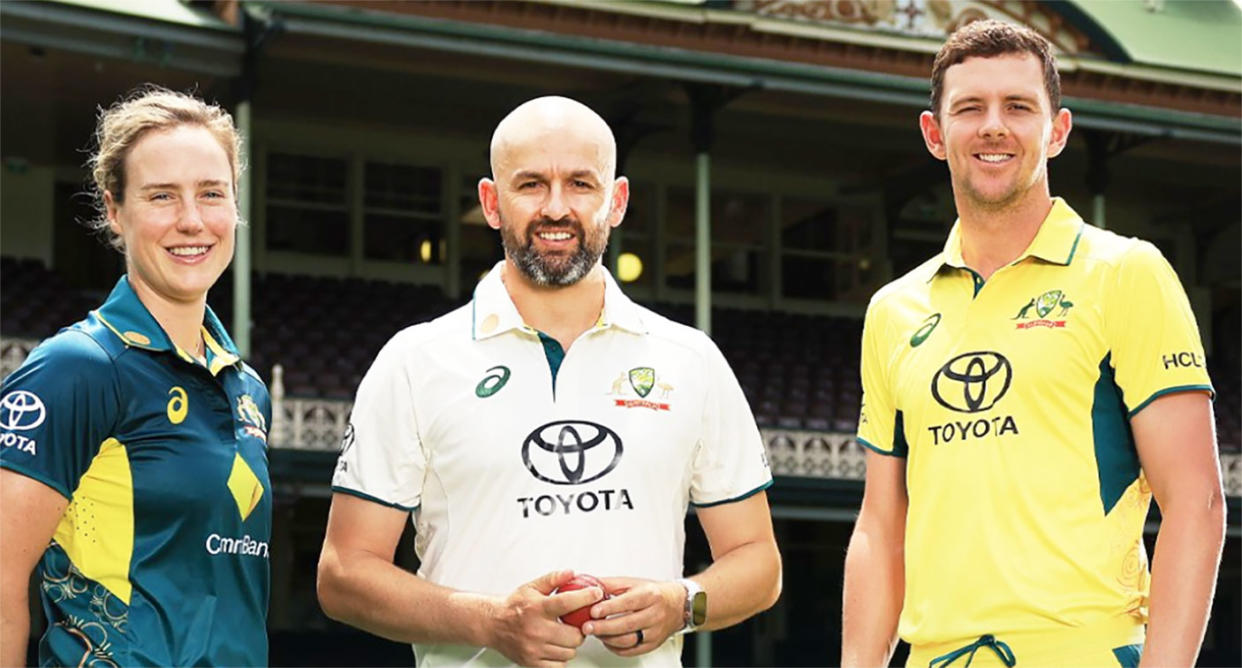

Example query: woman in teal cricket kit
[0,87,272,667]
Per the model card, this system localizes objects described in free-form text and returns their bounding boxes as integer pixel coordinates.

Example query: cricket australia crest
[628,367,655,398]
[608,366,673,411]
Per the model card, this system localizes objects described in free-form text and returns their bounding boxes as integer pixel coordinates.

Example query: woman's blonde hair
[87,86,243,250]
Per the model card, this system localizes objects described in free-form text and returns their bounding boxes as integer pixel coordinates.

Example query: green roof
[1072,0,1242,77]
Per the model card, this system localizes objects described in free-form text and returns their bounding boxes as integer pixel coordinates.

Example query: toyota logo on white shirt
[521,420,622,485]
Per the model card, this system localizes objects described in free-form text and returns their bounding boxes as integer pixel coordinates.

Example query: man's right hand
[487,570,603,668]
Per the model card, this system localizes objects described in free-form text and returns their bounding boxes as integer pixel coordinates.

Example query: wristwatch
[675,578,707,635]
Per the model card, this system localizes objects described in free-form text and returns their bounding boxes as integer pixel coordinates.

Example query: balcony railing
[263,365,1242,495]
[1,339,1238,495]
[1,338,38,378]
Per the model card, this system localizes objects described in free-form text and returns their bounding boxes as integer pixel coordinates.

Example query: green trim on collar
[965,268,986,298]
[537,332,566,397]
[1064,224,1085,266]
[925,198,1085,283]
[1019,198,1084,266]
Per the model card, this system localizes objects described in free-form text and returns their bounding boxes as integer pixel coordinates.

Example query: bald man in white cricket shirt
[316,96,782,668]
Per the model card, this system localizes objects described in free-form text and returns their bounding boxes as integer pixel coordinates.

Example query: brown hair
[930,19,1061,118]
[87,86,242,250]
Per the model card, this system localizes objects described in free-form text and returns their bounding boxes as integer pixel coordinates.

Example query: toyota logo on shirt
[522,420,622,485]
[931,351,1013,413]
[0,391,47,431]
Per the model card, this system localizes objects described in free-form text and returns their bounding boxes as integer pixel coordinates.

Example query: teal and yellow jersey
[856,199,1213,662]
[0,276,272,667]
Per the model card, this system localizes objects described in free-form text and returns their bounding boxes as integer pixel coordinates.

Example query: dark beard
[500,216,607,286]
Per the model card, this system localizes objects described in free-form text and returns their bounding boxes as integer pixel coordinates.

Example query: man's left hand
[580,577,685,657]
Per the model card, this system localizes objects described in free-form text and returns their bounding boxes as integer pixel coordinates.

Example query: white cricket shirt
[333,263,772,667]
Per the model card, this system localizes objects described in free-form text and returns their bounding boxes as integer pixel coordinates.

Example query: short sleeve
[1107,241,1213,417]
[856,299,906,456]
[242,364,273,447]
[259,388,273,436]
[689,336,773,507]
[0,332,120,499]
[331,336,425,511]
[245,364,273,427]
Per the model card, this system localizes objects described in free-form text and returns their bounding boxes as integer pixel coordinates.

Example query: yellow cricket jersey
[856,199,1213,662]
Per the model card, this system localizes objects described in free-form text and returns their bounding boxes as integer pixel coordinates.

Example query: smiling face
[479,97,628,287]
[106,124,236,306]
[920,53,1071,213]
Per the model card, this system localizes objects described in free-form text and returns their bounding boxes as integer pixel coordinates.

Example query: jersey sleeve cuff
[330,485,418,512]
[856,437,907,458]
[690,478,773,508]
[0,461,73,500]
[1127,384,1215,418]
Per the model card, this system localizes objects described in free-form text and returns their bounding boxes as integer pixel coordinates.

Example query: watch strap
[675,578,706,635]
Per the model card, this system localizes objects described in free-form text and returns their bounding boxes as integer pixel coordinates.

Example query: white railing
[0,346,1237,494]
[764,430,867,479]
[269,365,351,451]
[266,365,1242,495]
[1,338,39,378]
[1227,455,1242,500]
[268,365,872,479]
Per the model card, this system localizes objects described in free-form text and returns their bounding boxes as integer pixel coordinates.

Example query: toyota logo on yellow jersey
[931,351,1013,413]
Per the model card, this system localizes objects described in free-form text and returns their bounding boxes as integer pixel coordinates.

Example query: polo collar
[924,197,1085,282]
[1019,197,1084,266]
[94,275,241,373]
[600,269,648,334]
[471,261,648,341]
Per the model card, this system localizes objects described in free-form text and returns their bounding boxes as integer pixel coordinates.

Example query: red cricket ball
[555,574,608,629]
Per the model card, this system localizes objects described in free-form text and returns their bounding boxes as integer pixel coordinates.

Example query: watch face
[690,591,707,626]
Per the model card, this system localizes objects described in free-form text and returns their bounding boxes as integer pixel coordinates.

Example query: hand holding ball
[555,574,609,629]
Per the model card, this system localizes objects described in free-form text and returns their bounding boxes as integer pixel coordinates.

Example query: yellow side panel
[227,453,263,521]
[53,438,134,604]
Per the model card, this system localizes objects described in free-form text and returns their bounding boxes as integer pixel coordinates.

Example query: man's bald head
[479,96,629,288]
[489,96,617,183]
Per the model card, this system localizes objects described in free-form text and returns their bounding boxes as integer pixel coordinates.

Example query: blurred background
[1,0,1238,665]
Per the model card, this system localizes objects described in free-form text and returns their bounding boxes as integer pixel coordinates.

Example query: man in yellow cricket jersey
[841,19,1226,668]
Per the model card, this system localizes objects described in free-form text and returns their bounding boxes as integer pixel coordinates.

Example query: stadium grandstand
[2,0,1239,665]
